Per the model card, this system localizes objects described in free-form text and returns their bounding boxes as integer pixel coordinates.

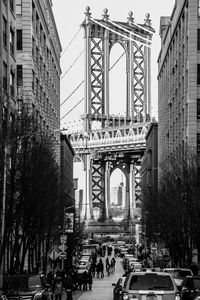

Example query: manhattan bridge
[61,7,154,240]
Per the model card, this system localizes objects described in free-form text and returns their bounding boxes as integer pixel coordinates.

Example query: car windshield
[7,277,27,289]
[78,266,86,270]
[129,274,174,291]
[79,262,87,266]
[193,279,200,289]
[166,270,192,279]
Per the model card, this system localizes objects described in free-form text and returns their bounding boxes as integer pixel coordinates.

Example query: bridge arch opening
[109,167,126,222]
[109,43,126,116]
[73,156,86,219]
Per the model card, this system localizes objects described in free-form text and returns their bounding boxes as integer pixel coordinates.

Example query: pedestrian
[87,270,93,290]
[91,261,96,277]
[111,257,116,273]
[96,261,100,278]
[99,258,104,278]
[106,257,109,268]
[82,271,88,290]
[77,273,83,290]
[106,262,111,276]
[63,272,74,291]
[54,280,62,300]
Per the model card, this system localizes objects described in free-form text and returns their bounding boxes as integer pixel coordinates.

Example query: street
[70,256,123,300]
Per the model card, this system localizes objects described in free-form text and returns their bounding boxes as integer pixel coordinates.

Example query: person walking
[87,270,93,290]
[111,257,116,273]
[91,261,96,277]
[99,258,104,278]
[77,273,83,290]
[54,280,63,300]
[82,271,88,291]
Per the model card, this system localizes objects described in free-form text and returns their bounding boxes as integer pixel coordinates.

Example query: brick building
[158,0,200,166]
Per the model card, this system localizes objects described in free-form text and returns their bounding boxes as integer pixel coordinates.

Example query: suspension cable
[109,52,125,71]
[60,98,84,121]
[61,49,84,80]
[60,80,84,107]
[133,21,153,35]
[61,27,82,57]
[107,19,152,44]
[90,17,151,48]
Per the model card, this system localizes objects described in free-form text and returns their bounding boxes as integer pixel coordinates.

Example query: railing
[69,122,149,152]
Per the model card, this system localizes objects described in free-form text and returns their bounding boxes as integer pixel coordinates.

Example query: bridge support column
[129,162,135,220]
[125,174,130,219]
[104,161,110,220]
[84,154,91,220]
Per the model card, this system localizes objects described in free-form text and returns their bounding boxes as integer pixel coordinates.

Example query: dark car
[163,268,193,290]
[112,275,127,300]
[121,271,181,300]
[181,276,200,300]
[3,274,52,300]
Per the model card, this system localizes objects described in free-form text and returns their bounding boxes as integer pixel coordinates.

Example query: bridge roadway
[71,256,124,300]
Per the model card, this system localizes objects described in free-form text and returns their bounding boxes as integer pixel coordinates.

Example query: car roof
[163,268,192,271]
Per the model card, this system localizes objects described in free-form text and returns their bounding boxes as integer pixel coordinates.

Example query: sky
[52,0,175,132]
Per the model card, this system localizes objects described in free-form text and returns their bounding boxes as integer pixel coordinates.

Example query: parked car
[121,271,180,300]
[77,260,91,274]
[181,276,200,300]
[131,262,142,272]
[112,275,127,300]
[163,268,193,290]
[3,274,52,300]
[120,247,128,258]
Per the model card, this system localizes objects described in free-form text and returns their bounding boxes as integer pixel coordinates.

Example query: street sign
[49,249,60,260]
[59,252,66,259]
[59,244,67,252]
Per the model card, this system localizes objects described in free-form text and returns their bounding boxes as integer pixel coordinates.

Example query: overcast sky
[52,0,175,131]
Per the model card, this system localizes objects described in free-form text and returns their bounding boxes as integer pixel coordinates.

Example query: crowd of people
[46,243,117,298]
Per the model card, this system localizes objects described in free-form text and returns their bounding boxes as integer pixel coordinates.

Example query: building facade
[16,0,62,131]
[0,0,17,139]
[140,121,158,243]
[158,0,200,166]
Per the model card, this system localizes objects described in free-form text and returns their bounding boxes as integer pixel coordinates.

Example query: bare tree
[0,110,61,274]
[158,147,200,267]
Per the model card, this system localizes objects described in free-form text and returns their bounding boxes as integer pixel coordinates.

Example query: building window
[17,65,23,87]
[3,16,7,47]
[198,30,200,51]
[10,26,15,55]
[16,0,22,15]
[197,134,200,158]
[198,99,200,119]
[17,29,22,50]
[32,70,35,91]
[10,0,14,12]
[3,62,8,91]
[10,69,15,97]
[197,64,200,85]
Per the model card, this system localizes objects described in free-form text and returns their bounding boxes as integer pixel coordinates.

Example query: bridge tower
[70,7,154,236]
